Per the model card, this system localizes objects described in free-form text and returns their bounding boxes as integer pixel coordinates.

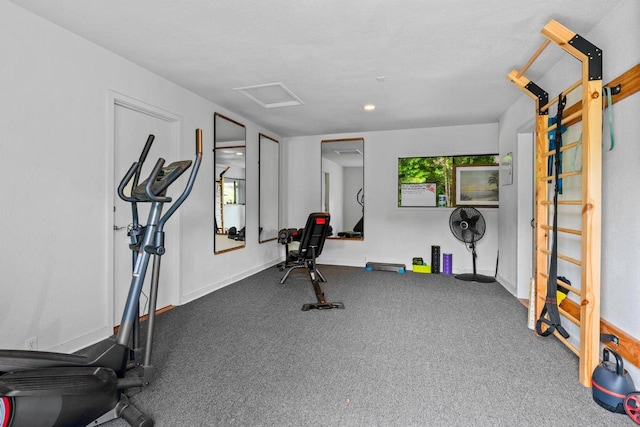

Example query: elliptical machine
[0,129,203,426]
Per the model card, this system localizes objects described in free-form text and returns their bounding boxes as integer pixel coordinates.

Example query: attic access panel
[233,82,304,108]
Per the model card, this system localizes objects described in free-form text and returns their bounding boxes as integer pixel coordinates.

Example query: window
[398,154,499,207]
[223,178,245,204]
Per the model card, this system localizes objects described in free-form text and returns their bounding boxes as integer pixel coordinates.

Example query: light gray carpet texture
[107,265,632,426]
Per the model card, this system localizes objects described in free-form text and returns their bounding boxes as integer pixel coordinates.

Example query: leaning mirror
[321,138,364,240]
[259,133,279,243]
[214,113,246,253]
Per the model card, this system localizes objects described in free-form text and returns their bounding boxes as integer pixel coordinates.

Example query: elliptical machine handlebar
[133,135,155,189]
[118,162,141,203]
[118,156,172,203]
[117,134,156,204]
[158,129,203,230]
[117,129,203,206]
[143,157,171,203]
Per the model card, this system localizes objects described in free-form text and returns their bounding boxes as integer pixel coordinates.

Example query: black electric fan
[449,207,496,283]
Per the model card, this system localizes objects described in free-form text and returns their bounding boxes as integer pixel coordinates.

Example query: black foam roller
[431,245,440,274]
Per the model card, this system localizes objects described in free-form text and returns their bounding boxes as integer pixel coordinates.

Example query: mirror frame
[321,137,364,240]
[258,133,280,243]
[214,113,247,254]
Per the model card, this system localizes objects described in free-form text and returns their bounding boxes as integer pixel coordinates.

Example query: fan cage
[449,207,486,244]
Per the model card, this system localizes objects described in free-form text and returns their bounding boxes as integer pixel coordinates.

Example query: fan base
[455,273,496,283]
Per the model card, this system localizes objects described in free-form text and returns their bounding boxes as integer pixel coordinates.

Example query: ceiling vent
[233,82,304,108]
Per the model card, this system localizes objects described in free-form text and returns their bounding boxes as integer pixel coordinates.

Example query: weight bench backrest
[297,212,331,260]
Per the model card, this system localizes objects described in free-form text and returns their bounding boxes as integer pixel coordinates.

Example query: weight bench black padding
[279,212,344,311]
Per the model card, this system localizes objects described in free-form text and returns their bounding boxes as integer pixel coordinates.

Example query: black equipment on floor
[279,212,344,311]
[227,226,245,241]
[592,347,636,414]
[0,130,203,427]
[535,94,569,339]
[449,207,496,283]
[431,245,441,274]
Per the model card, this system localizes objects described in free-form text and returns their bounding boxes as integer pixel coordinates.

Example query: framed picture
[453,164,499,206]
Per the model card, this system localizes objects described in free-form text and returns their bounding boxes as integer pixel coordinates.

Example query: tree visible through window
[398,154,498,207]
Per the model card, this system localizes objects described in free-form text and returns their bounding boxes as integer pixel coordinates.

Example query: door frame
[516,128,535,299]
[106,90,183,326]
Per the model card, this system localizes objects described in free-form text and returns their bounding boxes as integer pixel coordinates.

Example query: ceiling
[10,0,619,137]
[214,114,246,169]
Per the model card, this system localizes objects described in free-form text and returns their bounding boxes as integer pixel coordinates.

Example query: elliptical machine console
[0,129,203,427]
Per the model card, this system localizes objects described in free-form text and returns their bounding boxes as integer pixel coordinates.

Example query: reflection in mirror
[259,134,279,243]
[321,138,364,240]
[214,113,246,254]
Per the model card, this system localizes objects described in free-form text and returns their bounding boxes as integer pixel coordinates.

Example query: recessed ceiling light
[364,104,376,111]
[236,152,244,156]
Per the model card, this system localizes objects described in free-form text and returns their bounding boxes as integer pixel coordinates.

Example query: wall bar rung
[559,306,580,326]
[540,79,582,112]
[541,141,580,158]
[539,249,582,266]
[542,122,558,134]
[539,273,583,296]
[540,200,582,205]
[540,224,582,236]
[516,39,552,78]
[538,170,582,181]
[540,109,583,133]
[554,329,580,356]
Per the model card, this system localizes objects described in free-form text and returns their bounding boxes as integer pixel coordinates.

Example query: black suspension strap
[536,94,570,339]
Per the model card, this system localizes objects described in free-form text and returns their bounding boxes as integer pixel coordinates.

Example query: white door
[113,102,180,327]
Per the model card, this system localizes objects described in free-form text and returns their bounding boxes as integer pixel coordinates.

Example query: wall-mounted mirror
[259,133,279,243]
[214,113,246,253]
[321,138,364,240]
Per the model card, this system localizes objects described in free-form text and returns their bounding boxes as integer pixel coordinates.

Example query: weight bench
[279,212,344,311]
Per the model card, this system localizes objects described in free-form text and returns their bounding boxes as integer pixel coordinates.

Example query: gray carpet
[108,265,632,426]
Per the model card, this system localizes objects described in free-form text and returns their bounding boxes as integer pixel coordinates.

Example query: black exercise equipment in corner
[278,212,344,311]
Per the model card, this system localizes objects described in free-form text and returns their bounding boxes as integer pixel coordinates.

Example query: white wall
[0,1,280,352]
[498,0,640,380]
[283,124,500,274]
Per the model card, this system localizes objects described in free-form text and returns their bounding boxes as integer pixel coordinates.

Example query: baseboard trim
[112,305,175,334]
[181,258,281,304]
[47,326,114,354]
[496,274,516,296]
